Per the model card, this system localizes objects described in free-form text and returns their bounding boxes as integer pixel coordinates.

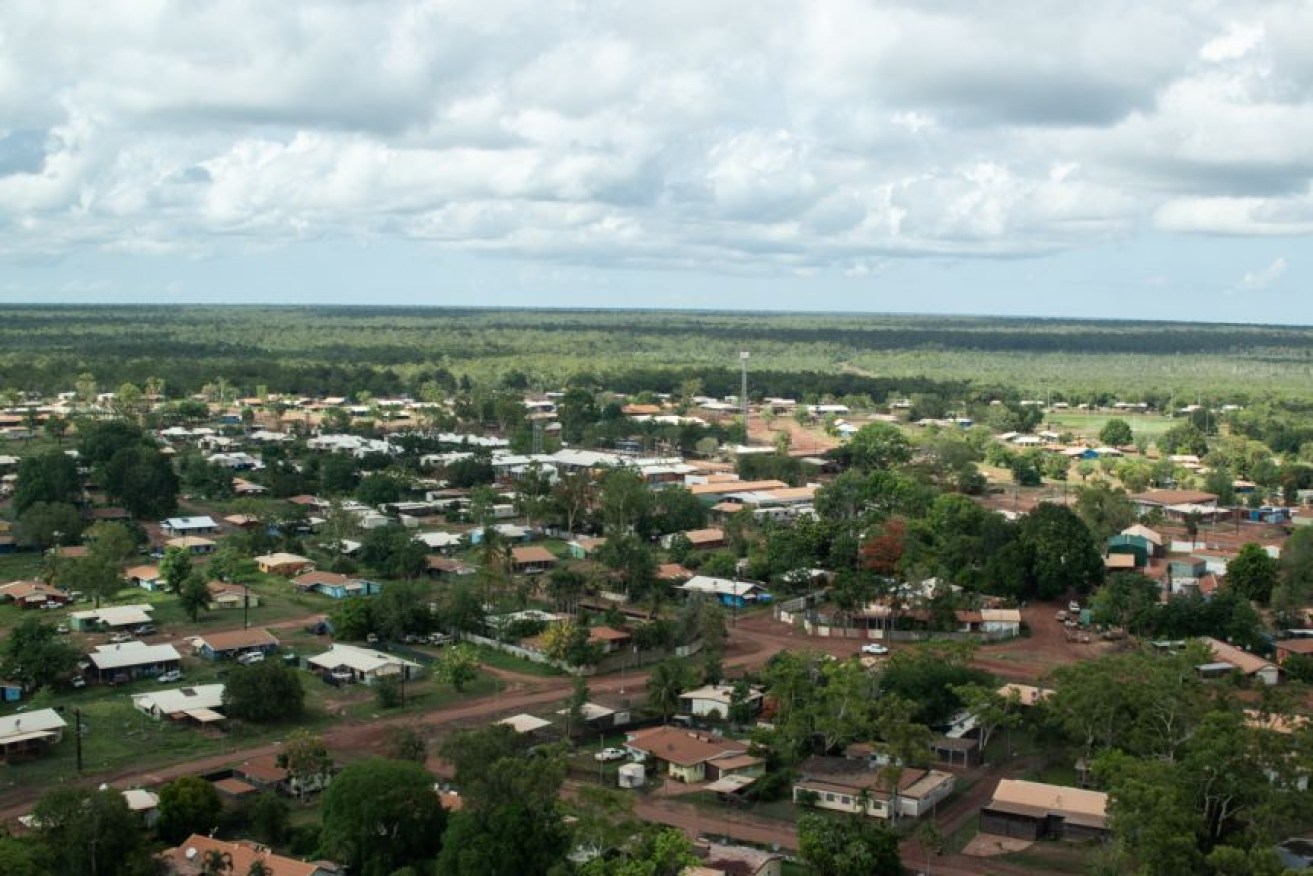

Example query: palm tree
[246,860,272,876]
[201,849,233,876]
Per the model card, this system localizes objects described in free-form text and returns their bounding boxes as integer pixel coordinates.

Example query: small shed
[618,762,646,789]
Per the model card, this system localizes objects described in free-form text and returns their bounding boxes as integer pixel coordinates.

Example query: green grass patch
[469,644,567,677]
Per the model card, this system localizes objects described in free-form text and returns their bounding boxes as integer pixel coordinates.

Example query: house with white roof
[87,641,181,683]
[0,708,66,761]
[133,684,226,724]
[678,576,771,608]
[307,644,420,686]
[69,604,155,632]
[161,516,219,536]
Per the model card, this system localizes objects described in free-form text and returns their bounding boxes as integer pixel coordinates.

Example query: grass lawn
[468,643,566,677]
[1044,412,1176,439]
[1003,841,1100,873]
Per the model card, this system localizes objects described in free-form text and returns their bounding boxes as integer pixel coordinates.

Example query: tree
[43,414,70,446]
[1227,543,1279,606]
[384,725,429,763]
[247,792,290,846]
[0,616,80,691]
[1089,573,1161,635]
[0,836,42,876]
[651,486,707,535]
[13,451,81,514]
[599,468,652,535]
[319,759,447,876]
[359,525,427,579]
[1099,418,1134,447]
[15,501,84,549]
[280,730,333,803]
[179,572,211,622]
[85,521,137,565]
[223,661,305,723]
[1075,481,1136,542]
[100,445,179,519]
[951,683,1021,763]
[646,658,695,720]
[845,422,913,471]
[53,556,122,609]
[355,472,404,507]
[436,643,480,692]
[564,674,591,737]
[797,813,901,876]
[553,469,596,535]
[1013,503,1104,600]
[545,566,588,614]
[156,775,223,844]
[31,786,153,876]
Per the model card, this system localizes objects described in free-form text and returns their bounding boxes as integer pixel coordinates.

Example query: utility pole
[243,581,250,630]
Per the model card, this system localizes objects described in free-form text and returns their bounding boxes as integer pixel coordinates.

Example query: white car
[158,670,183,683]
[594,747,627,762]
[860,643,890,656]
[236,651,266,665]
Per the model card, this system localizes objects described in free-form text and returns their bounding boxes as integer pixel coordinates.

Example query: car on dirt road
[860,643,890,655]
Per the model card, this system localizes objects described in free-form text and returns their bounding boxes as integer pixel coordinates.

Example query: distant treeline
[0,305,1310,398]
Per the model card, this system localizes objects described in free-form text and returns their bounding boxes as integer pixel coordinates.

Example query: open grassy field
[1042,411,1177,439]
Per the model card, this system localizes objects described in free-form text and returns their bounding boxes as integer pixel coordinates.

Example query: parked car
[70,676,86,689]
[236,651,265,665]
[133,624,157,636]
[860,643,890,655]
[366,633,379,645]
[594,747,627,762]
[55,624,70,635]
[109,632,134,644]
[427,633,451,646]
[1068,601,1081,613]
[158,670,183,683]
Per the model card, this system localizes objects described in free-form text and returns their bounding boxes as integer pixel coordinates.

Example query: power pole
[75,707,83,773]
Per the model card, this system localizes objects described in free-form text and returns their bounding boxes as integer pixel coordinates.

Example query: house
[1275,639,1313,665]
[207,580,258,610]
[510,545,557,574]
[133,684,226,725]
[1198,637,1280,685]
[256,552,315,576]
[567,536,606,560]
[0,708,66,762]
[161,516,219,537]
[307,644,420,686]
[657,563,694,582]
[162,834,340,876]
[166,535,217,556]
[425,556,475,578]
[231,477,267,496]
[122,789,161,828]
[497,713,554,736]
[624,726,757,784]
[690,842,785,876]
[87,641,182,683]
[125,564,167,592]
[291,571,383,599]
[223,514,262,529]
[679,683,764,719]
[582,625,630,654]
[1106,534,1152,569]
[0,579,71,609]
[980,779,1109,841]
[193,628,281,661]
[69,604,155,632]
[1120,524,1164,556]
[554,700,634,733]
[678,576,771,608]
[234,753,332,798]
[662,528,726,551]
[1128,489,1223,521]
[793,756,954,821]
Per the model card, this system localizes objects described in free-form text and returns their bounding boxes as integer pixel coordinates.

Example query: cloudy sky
[1,1,1311,323]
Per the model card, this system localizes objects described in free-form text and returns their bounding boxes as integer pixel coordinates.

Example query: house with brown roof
[792,755,954,821]
[291,570,383,599]
[256,552,315,576]
[625,726,758,784]
[206,580,258,611]
[587,625,632,654]
[510,544,557,573]
[688,841,784,876]
[0,580,71,609]
[166,535,217,556]
[193,628,280,662]
[162,834,340,876]
[980,779,1109,841]
[663,528,727,551]
[1275,639,1313,665]
[1198,637,1280,685]
[125,564,167,592]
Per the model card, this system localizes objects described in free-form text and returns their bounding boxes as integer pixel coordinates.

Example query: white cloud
[0,1,1311,275]
[1239,256,1288,291]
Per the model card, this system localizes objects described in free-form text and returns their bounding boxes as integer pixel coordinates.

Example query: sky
[0,1,1311,323]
